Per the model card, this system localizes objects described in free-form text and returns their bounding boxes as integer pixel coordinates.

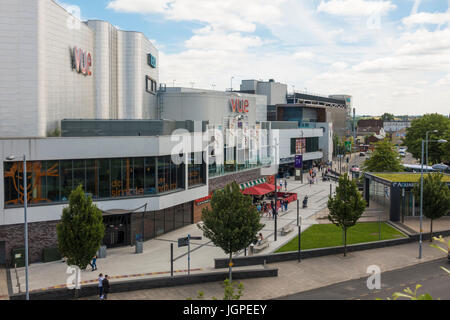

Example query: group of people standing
[256,198,289,218]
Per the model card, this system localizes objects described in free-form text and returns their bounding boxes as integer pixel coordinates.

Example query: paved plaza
[3,170,449,300]
[7,175,336,295]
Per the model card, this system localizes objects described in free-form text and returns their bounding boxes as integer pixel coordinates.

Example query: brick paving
[84,236,449,300]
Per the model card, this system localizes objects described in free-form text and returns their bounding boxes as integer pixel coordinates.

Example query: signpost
[178,235,202,275]
[295,155,303,182]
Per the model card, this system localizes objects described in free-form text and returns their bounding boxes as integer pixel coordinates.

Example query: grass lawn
[275,222,406,253]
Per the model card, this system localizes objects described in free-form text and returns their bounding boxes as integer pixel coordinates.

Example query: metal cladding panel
[160,92,262,126]
[0,0,95,137]
[0,1,160,138]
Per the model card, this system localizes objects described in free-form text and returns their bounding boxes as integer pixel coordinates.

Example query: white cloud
[436,73,450,86]
[108,0,287,32]
[317,0,396,17]
[402,12,450,27]
[292,51,315,59]
[185,30,265,51]
[106,0,450,115]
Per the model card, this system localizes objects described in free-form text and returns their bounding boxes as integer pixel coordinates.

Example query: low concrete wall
[10,268,278,300]
[215,237,417,269]
[215,228,450,269]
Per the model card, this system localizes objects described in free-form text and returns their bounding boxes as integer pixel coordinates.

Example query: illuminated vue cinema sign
[230,98,249,113]
[71,47,92,76]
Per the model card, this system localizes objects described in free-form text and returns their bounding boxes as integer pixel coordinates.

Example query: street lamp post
[5,155,29,300]
[419,138,447,259]
[425,130,438,166]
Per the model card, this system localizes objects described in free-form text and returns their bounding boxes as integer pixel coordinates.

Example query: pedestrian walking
[90,255,97,271]
[284,200,288,211]
[98,273,104,299]
[102,275,110,300]
[257,203,261,213]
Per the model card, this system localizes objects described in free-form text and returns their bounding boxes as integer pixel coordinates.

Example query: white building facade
[0,0,159,137]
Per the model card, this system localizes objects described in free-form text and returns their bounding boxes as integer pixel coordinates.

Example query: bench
[253,238,269,253]
[281,224,294,236]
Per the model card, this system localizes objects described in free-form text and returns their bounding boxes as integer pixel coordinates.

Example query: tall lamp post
[425,130,438,166]
[5,155,29,300]
[419,138,447,259]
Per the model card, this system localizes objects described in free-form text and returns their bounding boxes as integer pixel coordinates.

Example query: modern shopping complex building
[0,0,350,265]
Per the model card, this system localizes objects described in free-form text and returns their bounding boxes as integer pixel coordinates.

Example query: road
[277,258,450,300]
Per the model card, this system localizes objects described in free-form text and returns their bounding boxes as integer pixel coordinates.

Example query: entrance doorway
[0,241,5,266]
[103,214,131,247]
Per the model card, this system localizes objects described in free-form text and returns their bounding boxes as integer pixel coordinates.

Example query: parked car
[359,152,365,157]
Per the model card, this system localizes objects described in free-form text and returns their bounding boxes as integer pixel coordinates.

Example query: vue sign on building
[71,47,92,76]
[230,99,249,113]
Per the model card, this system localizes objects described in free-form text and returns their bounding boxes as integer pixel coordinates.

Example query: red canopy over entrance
[242,183,280,196]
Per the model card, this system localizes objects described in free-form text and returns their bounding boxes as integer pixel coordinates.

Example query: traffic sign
[189,236,202,240]
[178,237,189,247]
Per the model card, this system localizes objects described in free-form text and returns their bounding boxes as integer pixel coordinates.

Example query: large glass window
[98,159,110,198]
[110,158,122,198]
[158,156,170,193]
[61,160,73,201]
[73,160,85,190]
[144,157,156,195]
[86,160,98,199]
[133,158,145,197]
[4,162,20,206]
[4,154,191,207]
[46,161,60,202]
[188,153,205,187]
[121,158,133,196]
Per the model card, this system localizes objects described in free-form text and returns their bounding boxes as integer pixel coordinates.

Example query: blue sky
[58,0,450,116]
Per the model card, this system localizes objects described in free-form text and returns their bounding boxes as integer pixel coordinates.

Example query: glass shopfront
[4,155,199,208]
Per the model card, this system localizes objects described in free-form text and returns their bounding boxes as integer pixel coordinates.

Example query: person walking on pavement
[90,255,97,271]
[102,275,110,300]
[98,273,104,299]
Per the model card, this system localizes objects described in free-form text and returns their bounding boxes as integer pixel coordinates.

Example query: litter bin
[97,245,107,259]
[11,248,25,268]
[135,241,143,254]
[249,244,255,256]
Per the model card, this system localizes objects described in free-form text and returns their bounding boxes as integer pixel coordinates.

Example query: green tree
[198,182,264,281]
[57,185,105,269]
[327,173,366,256]
[413,173,450,241]
[381,113,395,121]
[362,139,404,172]
[402,114,450,165]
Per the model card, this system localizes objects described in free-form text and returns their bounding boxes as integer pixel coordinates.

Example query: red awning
[242,183,281,196]
[242,185,271,196]
[258,183,281,193]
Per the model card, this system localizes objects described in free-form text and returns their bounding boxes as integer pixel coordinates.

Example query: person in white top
[98,273,104,299]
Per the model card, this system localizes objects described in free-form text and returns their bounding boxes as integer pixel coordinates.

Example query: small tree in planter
[413,173,450,241]
[57,185,105,295]
[327,173,366,256]
[198,182,264,281]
